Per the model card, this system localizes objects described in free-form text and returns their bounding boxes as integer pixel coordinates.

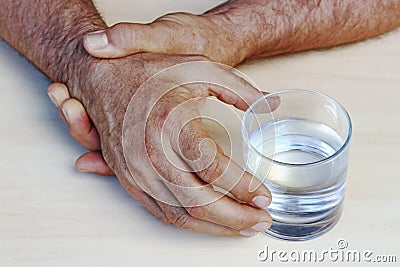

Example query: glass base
[264,206,343,241]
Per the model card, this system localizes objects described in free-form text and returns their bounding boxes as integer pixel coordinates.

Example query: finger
[132,189,170,226]
[75,152,114,176]
[205,69,280,112]
[60,99,101,151]
[48,83,102,151]
[47,87,167,228]
[48,83,73,125]
[107,162,172,226]
[122,179,171,226]
[83,22,180,58]
[128,167,260,237]
[161,94,272,208]
[182,64,280,112]
[156,201,257,237]
[47,83,70,107]
[174,117,272,209]
[159,167,272,233]
[146,127,272,232]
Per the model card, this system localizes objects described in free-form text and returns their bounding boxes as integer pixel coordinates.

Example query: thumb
[83,22,174,58]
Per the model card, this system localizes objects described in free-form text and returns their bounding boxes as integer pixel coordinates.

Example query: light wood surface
[1,1,399,266]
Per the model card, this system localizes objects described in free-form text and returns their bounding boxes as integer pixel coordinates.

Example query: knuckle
[172,213,192,229]
[235,210,250,230]
[199,156,224,183]
[111,23,135,48]
[186,205,208,219]
[223,207,249,231]
[112,22,130,33]
[164,206,192,229]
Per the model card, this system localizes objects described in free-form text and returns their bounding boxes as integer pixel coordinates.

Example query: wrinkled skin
[50,53,275,237]
[44,2,400,237]
[83,13,252,66]
[3,0,400,238]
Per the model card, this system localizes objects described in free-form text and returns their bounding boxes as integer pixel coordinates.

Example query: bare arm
[36,0,400,177]
[0,0,276,237]
[208,0,400,60]
[84,0,400,65]
[0,0,105,102]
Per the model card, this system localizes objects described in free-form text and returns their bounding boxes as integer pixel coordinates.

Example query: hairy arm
[0,0,105,103]
[0,0,165,219]
[83,0,400,66]
[0,0,277,236]
[30,0,400,178]
[206,0,400,61]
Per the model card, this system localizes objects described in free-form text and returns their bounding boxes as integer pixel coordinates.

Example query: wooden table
[1,1,399,266]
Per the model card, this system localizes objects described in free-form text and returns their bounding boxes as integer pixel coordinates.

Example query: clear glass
[241,89,352,241]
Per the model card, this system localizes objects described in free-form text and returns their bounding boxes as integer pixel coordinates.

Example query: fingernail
[252,196,270,208]
[251,222,270,232]
[85,30,108,51]
[261,92,280,109]
[48,91,58,106]
[61,101,80,124]
[267,95,280,110]
[240,229,258,237]
[61,106,70,123]
[48,88,69,107]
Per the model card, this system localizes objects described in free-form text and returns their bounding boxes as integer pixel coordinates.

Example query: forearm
[206,0,400,61]
[0,0,106,104]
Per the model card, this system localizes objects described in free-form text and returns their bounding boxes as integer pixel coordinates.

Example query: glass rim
[241,89,352,167]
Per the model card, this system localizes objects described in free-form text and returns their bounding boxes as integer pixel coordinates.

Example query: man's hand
[65,52,276,237]
[83,12,249,66]
[2,0,399,238]
[47,83,113,176]
[83,1,400,66]
[1,0,276,237]
[47,0,400,178]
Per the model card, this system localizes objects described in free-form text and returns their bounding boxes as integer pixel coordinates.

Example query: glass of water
[241,89,352,241]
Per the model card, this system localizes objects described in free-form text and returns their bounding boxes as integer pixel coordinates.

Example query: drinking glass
[241,89,352,241]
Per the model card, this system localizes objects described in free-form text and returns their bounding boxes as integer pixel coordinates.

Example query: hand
[83,12,251,66]
[55,52,277,237]
[47,11,254,176]
[47,83,113,176]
